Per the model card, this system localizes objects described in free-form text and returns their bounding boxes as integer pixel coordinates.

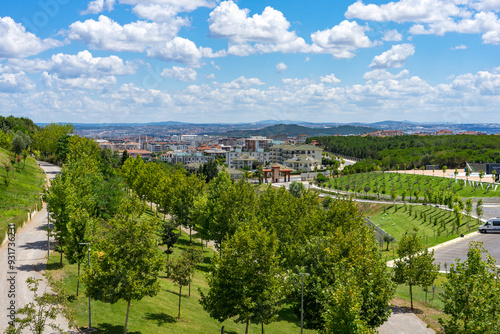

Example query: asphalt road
[0,161,72,333]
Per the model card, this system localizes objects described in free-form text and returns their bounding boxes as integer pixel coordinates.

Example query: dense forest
[309,135,500,171]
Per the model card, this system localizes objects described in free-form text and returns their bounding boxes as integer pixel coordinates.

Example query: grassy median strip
[0,147,45,239]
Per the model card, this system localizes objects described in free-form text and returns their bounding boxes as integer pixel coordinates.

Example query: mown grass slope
[0,147,45,238]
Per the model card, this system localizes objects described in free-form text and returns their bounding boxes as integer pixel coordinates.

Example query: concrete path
[379,307,434,334]
[0,161,74,333]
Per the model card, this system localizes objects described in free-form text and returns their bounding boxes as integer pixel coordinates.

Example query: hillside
[219,124,377,137]
[0,147,45,239]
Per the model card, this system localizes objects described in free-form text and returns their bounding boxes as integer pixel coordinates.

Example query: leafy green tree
[11,131,30,156]
[83,199,164,334]
[200,223,283,334]
[183,246,203,296]
[4,277,66,334]
[479,169,484,183]
[194,173,256,254]
[171,173,205,242]
[465,198,473,226]
[168,255,194,319]
[442,165,447,177]
[289,181,305,198]
[476,198,484,223]
[320,263,375,334]
[160,219,179,260]
[120,149,129,166]
[199,159,219,183]
[440,242,500,333]
[492,169,497,183]
[393,229,439,309]
[32,123,74,157]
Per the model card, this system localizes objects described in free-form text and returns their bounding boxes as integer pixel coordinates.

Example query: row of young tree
[308,134,500,172]
[120,154,395,333]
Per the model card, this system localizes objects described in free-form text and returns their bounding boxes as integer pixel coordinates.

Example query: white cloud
[210,61,220,70]
[42,72,117,90]
[0,17,63,58]
[320,74,341,84]
[451,71,500,95]
[276,62,287,73]
[282,78,312,86]
[82,0,116,15]
[469,0,500,12]
[131,0,215,21]
[0,72,35,92]
[219,76,265,89]
[345,0,466,24]
[363,69,410,81]
[382,29,403,41]
[147,37,203,65]
[370,44,415,68]
[0,51,137,78]
[68,15,186,52]
[452,44,467,50]
[310,20,376,58]
[209,1,309,55]
[161,66,197,82]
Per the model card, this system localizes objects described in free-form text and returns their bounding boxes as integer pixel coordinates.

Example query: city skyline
[0,0,499,124]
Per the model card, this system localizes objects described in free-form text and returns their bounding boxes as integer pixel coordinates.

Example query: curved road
[0,161,73,333]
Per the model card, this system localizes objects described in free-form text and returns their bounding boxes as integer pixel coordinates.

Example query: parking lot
[432,232,500,271]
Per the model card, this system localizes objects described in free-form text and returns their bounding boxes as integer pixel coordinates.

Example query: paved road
[0,161,72,333]
[432,232,500,271]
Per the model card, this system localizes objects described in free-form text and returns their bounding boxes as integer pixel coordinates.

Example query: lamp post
[78,242,93,331]
[300,273,310,334]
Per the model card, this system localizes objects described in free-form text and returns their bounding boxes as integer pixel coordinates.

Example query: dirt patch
[356,202,387,216]
[390,297,446,333]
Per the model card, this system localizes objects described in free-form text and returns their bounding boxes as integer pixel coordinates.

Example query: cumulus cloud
[219,76,265,89]
[42,72,117,90]
[147,37,204,65]
[0,51,137,78]
[68,15,186,52]
[0,17,63,58]
[310,20,376,58]
[275,62,287,73]
[208,1,309,55]
[346,0,500,45]
[161,66,197,82]
[383,29,403,41]
[452,44,467,50]
[0,72,35,92]
[131,0,216,21]
[320,74,341,84]
[345,0,466,24]
[282,78,312,86]
[363,69,410,81]
[370,44,415,68]
[82,0,115,15]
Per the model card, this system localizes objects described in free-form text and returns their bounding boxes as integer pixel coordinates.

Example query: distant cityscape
[65,121,500,175]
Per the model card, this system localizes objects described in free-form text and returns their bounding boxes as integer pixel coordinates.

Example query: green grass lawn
[0,147,45,238]
[47,232,317,334]
[326,172,498,199]
[369,204,479,252]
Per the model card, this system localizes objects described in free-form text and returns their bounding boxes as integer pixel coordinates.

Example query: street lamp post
[79,242,93,331]
[300,273,310,334]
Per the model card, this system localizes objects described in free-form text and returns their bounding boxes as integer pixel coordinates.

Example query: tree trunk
[245,319,249,334]
[410,284,413,310]
[189,280,191,297]
[262,322,264,334]
[124,299,131,334]
[59,240,63,266]
[189,227,192,243]
[77,263,80,296]
[178,285,182,319]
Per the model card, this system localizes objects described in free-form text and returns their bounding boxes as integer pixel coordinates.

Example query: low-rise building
[283,155,321,172]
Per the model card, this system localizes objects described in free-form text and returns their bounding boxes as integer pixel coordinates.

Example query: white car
[478,218,500,233]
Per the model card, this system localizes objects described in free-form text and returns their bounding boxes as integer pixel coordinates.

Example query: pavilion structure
[263,165,293,183]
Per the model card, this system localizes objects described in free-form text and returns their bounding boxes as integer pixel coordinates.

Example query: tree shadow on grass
[90,323,142,334]
[145,312,176,326]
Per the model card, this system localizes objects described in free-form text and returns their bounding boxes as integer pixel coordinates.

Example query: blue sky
[0,0,499,124]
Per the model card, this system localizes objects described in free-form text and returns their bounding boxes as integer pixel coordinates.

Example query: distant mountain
[219,124,378,137]
[253,120,315,125]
